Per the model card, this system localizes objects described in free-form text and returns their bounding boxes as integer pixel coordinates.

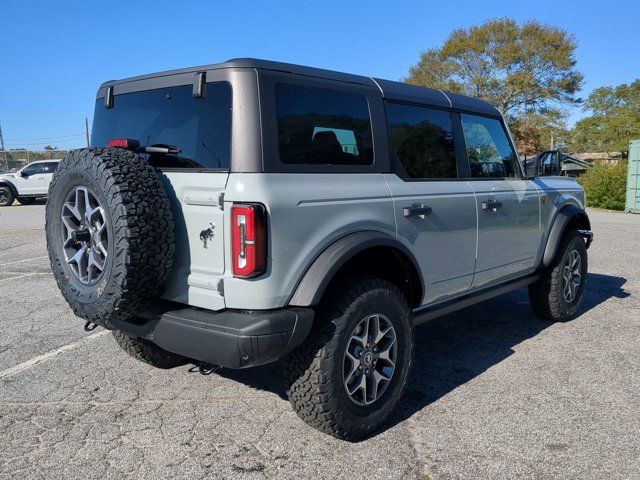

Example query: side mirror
[534,151,562,177]
[20,171,28,177]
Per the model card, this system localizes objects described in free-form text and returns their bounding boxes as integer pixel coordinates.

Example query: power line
[0,101,87,114]
[0,105,85,118]
[4,133,84,141]
[6,137,85,147]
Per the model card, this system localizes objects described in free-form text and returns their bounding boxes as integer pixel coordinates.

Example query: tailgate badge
[199,223,216,249]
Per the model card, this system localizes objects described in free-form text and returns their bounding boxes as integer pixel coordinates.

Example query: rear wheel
[0,186,14,206]
[286,276,413,440]
[112,331,187,369]
[529,229,588,321]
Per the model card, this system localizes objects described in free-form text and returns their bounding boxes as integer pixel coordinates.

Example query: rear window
[92,83,231,170]
[275,84,373,166]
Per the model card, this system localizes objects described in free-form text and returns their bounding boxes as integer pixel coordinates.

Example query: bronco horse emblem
[199,223,215,249]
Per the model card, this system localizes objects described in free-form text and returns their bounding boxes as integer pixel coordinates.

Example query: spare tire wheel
[46,148,175,327]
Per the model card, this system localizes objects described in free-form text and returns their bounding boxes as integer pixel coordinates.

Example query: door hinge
[217,279,225,296]
[218,192,225,210]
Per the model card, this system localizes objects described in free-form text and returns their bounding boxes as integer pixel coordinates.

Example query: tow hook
[198,362,221,375]
[84,321,98,332]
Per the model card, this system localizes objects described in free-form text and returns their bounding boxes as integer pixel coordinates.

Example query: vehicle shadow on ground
[207,273,629,438]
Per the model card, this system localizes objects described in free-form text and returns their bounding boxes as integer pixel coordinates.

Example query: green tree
[571,80,640,157]
[406,18,583,156]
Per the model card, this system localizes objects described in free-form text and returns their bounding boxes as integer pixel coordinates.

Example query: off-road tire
[46,148,174,327]
[17,197,36,205]
[286,276,413,441]
[111,331,187,369]
[0,186,14,206]
[529,229,588,322]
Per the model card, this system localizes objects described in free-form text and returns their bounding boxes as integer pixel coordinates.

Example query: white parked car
[0,160,59,206]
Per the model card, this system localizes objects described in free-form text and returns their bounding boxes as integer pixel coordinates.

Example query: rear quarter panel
[222,173,395,309]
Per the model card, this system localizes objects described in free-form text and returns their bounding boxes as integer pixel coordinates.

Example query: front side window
[22,163,46,175]
[276,84,373,165]
[92,83,232,169]
[460,114,519,178]
[386,103,457,179]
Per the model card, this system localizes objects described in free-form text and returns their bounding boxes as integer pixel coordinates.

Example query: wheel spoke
[347,371,367,397]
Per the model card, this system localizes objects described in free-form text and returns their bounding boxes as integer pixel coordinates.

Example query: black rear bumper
[111,304,314,369]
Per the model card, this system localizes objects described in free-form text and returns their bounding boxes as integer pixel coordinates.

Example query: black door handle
[481,200,503,211]
[403,204,432,218]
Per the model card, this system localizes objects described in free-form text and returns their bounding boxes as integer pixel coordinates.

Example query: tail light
[231,204,267,278]
[108,138,140,150]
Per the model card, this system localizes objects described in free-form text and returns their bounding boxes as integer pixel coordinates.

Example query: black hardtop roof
[100,58,500,116]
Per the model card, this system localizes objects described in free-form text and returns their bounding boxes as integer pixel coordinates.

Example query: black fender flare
[0,180,18,197]
[541,204,591,267]
[288,231,424,307]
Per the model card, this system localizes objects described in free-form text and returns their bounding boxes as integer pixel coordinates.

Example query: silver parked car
[45,59,592,440]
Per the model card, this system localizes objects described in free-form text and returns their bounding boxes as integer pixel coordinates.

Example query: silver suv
[45,59,593,440]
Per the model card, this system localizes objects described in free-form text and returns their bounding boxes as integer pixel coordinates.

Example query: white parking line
[0,272,50,286]
[0,255,48,267]
[0,330,109,380]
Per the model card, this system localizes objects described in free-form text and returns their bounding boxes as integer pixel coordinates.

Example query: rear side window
[275,84,373,165]
[386,103,457,179]
[460,114,519,178]
[92,83,231,170]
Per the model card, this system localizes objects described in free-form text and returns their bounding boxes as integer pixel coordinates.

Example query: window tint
[460,114,519,178]
[92,83,232,169]
[43,162,58,173]
[276,84,373,165]
[22,163,46,175]
[386,103,457,179]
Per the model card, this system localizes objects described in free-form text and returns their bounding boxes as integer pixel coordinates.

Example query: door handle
[481,200,503,212]
[403,204,432,218]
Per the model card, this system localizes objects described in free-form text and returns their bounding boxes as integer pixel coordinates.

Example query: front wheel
[0,186,15,207]
[286,276,413,440]
[529,229,588,322]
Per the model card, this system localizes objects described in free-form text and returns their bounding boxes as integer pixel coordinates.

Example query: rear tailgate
[160,172,228,311]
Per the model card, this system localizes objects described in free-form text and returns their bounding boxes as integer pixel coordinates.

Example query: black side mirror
[20,171,28,178]
[533,151,562,177]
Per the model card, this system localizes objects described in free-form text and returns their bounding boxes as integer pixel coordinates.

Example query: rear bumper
[111,304,314,369]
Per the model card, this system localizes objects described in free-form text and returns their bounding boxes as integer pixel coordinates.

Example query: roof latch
[104,86,114,109]
[193,71,206,98]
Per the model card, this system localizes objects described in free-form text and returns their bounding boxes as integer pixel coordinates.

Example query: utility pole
[550,131,555,151]
[84,118,90,147]
[0,121,5,151]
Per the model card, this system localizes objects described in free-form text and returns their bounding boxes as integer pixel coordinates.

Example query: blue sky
[1,0,638,150]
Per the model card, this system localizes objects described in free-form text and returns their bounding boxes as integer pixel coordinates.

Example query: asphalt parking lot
[1,204,638,480]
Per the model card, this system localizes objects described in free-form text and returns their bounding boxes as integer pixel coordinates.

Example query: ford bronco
[45,59,592,440]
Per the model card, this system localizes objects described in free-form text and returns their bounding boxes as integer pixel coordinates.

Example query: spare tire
[46,148,175,328]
